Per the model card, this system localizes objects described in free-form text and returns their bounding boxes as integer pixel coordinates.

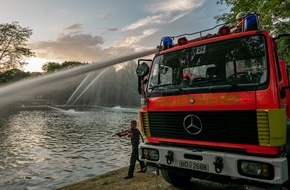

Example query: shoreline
[56,166,236,190]
[56,167,173,190]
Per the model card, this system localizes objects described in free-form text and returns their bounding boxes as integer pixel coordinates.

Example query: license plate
[179,160,208,172]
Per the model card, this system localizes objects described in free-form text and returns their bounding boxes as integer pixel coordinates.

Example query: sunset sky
[0,0,228,72]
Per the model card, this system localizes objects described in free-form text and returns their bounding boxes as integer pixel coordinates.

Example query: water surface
[0,108,137,190]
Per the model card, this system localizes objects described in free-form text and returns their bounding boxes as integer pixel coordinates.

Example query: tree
[0,68,30,83]
[216,0,289,34]
[215,0,290,63]
[42,61,86,72]
[0,22,34,72]
[276,36,290,64]
[62,61,87,69]
[42,62,62,72]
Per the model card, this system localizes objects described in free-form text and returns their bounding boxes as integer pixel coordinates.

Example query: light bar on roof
[244,14,259,31]
[162,37,173,50]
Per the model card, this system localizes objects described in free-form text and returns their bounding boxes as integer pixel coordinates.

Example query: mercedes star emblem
[183,114,202,135]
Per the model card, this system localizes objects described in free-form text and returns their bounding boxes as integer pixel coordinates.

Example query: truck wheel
[282,178,289,189]
[161,169,192,188]
[282,155,290,190]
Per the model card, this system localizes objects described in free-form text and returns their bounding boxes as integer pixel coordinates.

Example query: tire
[282,171,289,189]
[161,169,192,188]
[282,153,290,190]
[282,186,289,190]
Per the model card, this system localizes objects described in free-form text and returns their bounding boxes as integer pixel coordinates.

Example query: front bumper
[139,144,288,185]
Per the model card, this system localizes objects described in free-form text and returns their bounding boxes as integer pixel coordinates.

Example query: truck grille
[146,111,259,145]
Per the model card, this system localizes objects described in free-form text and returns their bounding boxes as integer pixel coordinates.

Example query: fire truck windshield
[148,35,268,94]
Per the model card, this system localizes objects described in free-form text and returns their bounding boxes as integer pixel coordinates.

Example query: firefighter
[231,11,246,33]
[124,120,146,179]
[236,12,246,27]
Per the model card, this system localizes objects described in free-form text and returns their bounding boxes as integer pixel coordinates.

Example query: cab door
[271,43,286,107]
[280,59,290,118]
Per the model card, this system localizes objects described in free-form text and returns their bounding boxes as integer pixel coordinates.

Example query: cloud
[121,28,159,47]
[122,14,165,31]
[145,0,205,14]
[59,23,83,35]
[122,0,205,31]
[107,28,118,32]
[29,33,135,63]
[28,0,206,66]
[30,34,103,62]
[99,12,111,20]
[62,23,82,31]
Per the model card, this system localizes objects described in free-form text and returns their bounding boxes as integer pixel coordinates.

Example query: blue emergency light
[162,37,173,50]
[244,14,259,31]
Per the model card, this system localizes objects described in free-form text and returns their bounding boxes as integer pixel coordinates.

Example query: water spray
[66,73,91,105]
[72,68,107,104]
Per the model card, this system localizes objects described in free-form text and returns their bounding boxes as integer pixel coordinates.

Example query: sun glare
[24,57,48,72]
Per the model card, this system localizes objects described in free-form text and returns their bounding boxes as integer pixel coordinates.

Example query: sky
[0,0,228,72]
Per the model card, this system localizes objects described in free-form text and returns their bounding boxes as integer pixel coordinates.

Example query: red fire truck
[136,13,290,189]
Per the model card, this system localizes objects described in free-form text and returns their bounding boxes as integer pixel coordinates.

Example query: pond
[0,108,138,190]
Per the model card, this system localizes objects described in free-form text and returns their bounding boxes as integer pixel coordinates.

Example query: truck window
[148,35,268,93]
[149,55,173,86]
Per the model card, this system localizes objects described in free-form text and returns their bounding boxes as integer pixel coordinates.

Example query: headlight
[238,160,274,180]
[142,148,159,161]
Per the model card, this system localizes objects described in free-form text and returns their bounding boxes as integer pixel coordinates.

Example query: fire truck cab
[136,13,290,189]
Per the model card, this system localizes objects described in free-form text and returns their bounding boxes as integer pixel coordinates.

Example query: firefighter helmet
[236,12,246,20]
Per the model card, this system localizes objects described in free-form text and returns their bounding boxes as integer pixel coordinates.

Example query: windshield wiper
[191,78,239,89]
[162,87,190,95]
[149,83,174,91]
[213,78,239,88]
[150,83,189,94]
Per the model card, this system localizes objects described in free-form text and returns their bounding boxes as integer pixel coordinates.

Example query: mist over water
[0,109,138,190]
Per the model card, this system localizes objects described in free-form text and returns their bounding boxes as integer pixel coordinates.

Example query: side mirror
[136,59,151,95]
[136,62,149,77]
